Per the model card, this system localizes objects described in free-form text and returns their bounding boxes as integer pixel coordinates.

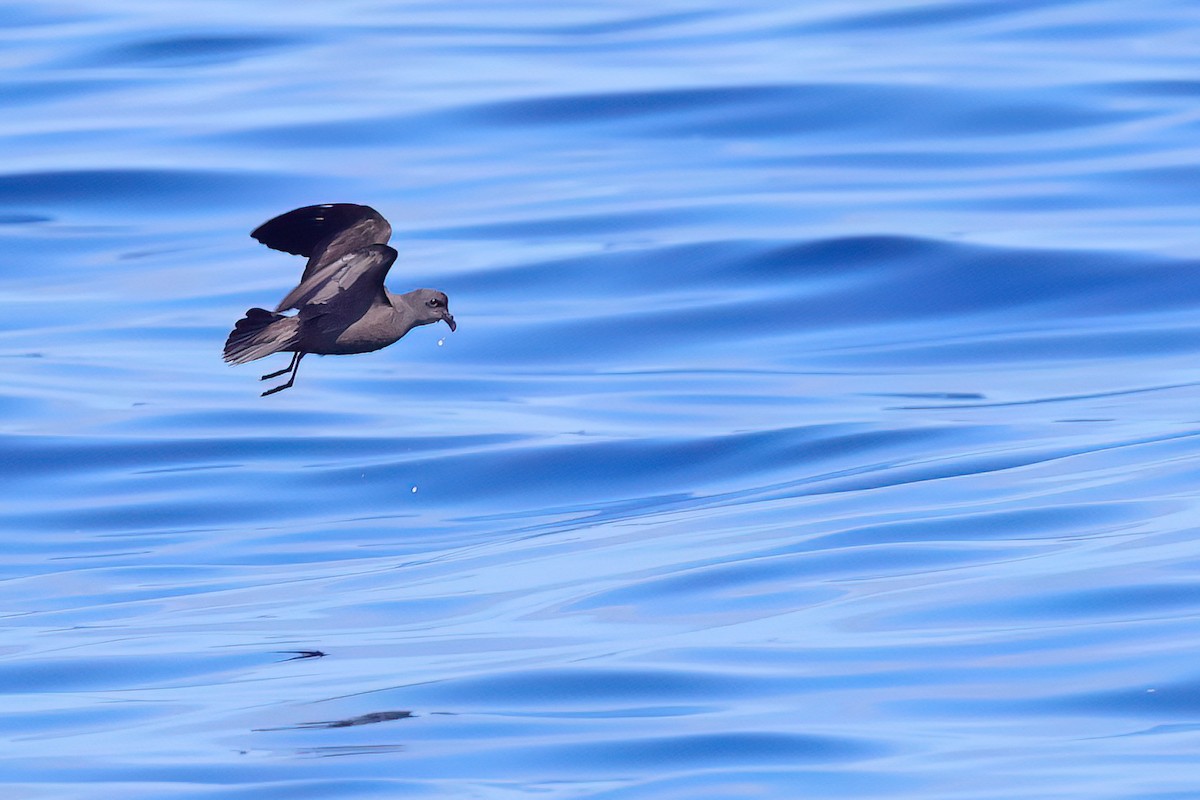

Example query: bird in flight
[223,203,455,396]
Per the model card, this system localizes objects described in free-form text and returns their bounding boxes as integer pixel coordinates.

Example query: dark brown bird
[223,204,455,396]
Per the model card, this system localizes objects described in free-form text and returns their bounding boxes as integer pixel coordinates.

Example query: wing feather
[275,244,398,313]
[252,203,391,258]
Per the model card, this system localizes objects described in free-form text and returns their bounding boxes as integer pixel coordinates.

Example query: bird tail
[223,308,301,364]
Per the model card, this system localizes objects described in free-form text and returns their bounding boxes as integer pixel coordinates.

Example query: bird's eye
[427,298,441,307]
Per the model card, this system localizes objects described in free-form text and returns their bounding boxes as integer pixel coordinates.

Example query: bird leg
[260,351,300,381]
[261,353,304,397]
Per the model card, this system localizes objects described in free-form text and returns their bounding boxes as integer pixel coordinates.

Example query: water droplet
[411,486,418,493]
[437,338,445,347]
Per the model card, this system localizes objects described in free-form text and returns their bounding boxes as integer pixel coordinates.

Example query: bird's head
[411,289,456,332]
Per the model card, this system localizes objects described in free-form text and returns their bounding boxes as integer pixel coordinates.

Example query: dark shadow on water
[255,711,414,732]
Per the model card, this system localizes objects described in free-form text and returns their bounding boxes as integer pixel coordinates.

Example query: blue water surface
[3,1,1200,797]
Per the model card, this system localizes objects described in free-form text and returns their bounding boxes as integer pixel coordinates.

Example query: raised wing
[252,204,392,281]
[274,244,398,313]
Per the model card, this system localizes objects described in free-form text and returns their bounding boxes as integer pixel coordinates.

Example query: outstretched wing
[274,244,398,313]
[252,203,392,281]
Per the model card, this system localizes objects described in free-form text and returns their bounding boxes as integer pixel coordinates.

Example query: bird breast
[325,303,410,354]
